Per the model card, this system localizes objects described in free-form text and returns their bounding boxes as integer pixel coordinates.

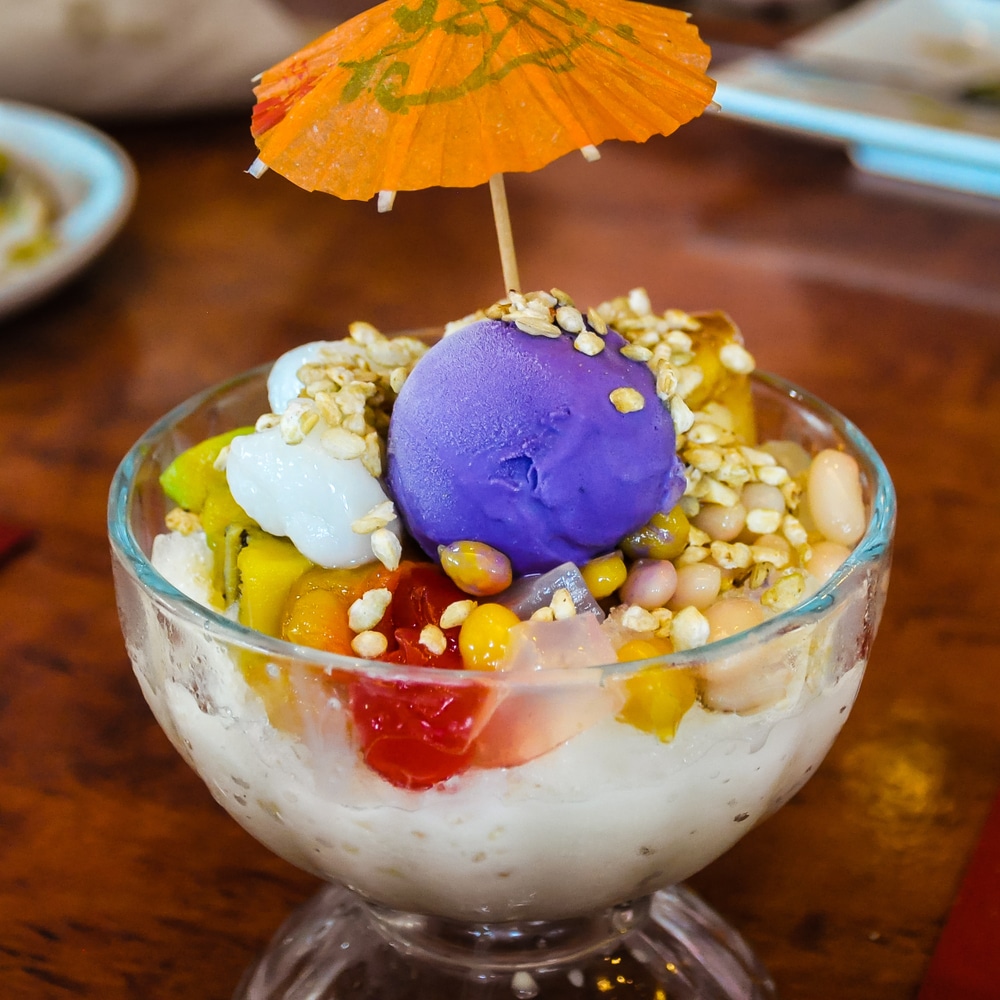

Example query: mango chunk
[686,311,756,444]
[237,535,314,639]
[616,655,698,743]
[237,649,303,734]
[200,483,254,547]
[282,563,397,656]
[159,427,254,512]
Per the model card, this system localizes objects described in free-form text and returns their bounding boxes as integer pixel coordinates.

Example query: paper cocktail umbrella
[250,0,715,292]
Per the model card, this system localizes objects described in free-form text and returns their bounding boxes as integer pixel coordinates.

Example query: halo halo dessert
[110,291,894,947]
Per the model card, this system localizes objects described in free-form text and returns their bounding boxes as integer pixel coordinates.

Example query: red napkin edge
[0,522,35,565]
[918,784,1000,1000]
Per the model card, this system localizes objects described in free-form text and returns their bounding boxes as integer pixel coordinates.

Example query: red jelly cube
[348,675,497,790]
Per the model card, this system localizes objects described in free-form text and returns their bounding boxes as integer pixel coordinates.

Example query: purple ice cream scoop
[386,318,686,576]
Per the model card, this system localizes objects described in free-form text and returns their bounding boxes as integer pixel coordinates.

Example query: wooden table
[3,31,1000,998]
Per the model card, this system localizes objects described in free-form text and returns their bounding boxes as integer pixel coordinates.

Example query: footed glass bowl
[109,367,894,999]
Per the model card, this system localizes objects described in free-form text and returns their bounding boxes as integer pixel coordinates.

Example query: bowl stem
[235,883,776,999]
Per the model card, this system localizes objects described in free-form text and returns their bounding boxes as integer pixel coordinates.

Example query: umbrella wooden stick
[489,173,520,295]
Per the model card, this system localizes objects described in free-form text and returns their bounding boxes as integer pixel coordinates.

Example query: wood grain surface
[2,34,999,999]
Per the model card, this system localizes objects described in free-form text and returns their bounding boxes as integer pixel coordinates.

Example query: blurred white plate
[0,101,136,321]
[714,0,1000,197]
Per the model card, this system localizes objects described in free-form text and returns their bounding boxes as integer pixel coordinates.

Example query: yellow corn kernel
[459,603,520,671]
[439,540,513,596]
[581,552,627,599]
[621,506,690,562]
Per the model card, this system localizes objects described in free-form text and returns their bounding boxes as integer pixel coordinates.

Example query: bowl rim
[108,365,896,682]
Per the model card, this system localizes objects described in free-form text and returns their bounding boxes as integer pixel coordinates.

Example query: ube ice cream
[387,317,686,575]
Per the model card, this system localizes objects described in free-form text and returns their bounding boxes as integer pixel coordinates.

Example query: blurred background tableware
[713,0,1000,196]
[0,101,136,320]
[0,0,318,119]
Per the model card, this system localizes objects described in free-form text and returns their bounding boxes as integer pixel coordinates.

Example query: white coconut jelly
[124,530,868,923]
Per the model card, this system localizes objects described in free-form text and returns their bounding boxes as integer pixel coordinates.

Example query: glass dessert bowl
[109,342,894,999]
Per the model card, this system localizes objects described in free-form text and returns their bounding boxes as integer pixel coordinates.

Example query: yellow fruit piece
[459,603,520,670]
[159,427,254,512]
[237,650,302,735]
[200,483,255,545]
[717,378,756,446]
[199,483,257,597]
[201,480,257,582]
[581,552,627,599]
[241,562,395,732]
[685,312,756,443]
[282,563,396,656]
[237,535,314,638]
[617,638,672,663]
[617,656,698,743]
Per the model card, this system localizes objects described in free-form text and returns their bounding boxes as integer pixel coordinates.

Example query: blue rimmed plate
[713,0,1000,198]
[0,101,137,321]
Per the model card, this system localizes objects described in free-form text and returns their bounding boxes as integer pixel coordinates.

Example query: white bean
[807,449,866,546]
[670,563,722,611]
[704,597,766,642]
[761,439,811,477]
[621,559,678,610]
[753,532,791,555]
[740,482,786,514]
[806,541,852,584]
[692,502,746,542]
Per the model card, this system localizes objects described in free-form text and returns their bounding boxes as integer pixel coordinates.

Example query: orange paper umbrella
[250,0,715,289]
